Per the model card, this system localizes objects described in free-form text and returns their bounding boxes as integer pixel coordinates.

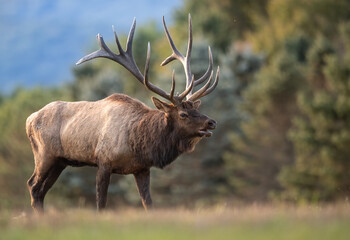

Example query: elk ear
[152,97,173,112]
[193,100,201,109]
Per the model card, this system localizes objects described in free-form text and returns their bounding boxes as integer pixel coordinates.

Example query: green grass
[1,204,350,240]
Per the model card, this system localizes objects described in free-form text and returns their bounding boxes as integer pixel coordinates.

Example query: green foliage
[224,0,350,202]
[249,0,350,56]
[175,0,269,51]
[280,23,350,202]
[224,42,304,200]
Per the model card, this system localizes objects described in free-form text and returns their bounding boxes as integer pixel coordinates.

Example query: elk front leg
[134,169,152,211]
[96,165,111,211]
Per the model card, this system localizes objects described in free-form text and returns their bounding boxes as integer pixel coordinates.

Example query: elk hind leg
[27,159,66,213]
[27,168,46,213]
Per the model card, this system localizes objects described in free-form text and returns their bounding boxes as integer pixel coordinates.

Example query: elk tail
[26,113,39,152]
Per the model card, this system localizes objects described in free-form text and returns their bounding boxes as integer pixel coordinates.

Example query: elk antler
[161,14,219,101]
[76,16,218,105]
[143,42,194,104]
[76,18,144,83]
[76,18,180,104]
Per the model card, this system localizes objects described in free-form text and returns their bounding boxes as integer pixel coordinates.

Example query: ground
[1,204,350,240]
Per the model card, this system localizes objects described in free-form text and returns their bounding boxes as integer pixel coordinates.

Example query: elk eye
[180,112,188,119]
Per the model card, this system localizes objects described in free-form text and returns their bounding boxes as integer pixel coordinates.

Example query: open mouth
[198,129,212,137]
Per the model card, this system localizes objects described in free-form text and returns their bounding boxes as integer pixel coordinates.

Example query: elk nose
[207,119,217,129]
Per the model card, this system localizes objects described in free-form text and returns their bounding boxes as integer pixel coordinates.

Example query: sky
[0,0,181,93]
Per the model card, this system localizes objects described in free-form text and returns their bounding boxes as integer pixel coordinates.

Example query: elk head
[76,14,219,146]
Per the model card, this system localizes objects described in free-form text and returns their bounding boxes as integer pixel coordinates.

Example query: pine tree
[280,23,350,202]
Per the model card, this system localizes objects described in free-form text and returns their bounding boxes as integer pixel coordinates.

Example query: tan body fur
[27,95,152,174]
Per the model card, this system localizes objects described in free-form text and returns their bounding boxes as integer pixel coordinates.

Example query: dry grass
[1,204,350,240]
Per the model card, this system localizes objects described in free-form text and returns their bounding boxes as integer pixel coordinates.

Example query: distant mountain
[0,0,180,93]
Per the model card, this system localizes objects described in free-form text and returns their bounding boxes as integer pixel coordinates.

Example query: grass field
[1,204,349,240]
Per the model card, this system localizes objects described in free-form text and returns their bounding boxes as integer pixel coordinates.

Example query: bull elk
[26,14,219,212]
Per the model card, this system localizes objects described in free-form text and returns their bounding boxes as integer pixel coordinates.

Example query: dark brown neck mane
[129,110,197,169]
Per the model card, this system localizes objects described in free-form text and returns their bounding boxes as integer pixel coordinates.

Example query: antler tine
[178,75,194,101]
[193,46,213,87]
[188,71,213,101]
[185,13,194,91]
[161,16,184,66]
[112,25,124,54]
[143,42,151,78]
[161,14,194,101]
[76,34,117,65]
[189,66,220,101]
[76,18,144,84]
[185,14,193,65]
[144,43,177,104]
[200,66,220,98]
[126,18,136,54]
[169,70,176,100]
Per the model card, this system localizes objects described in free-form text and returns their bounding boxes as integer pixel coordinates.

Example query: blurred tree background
[1,0,350,210]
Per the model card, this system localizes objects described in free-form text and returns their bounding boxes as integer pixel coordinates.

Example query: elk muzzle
[198,119,217,137]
